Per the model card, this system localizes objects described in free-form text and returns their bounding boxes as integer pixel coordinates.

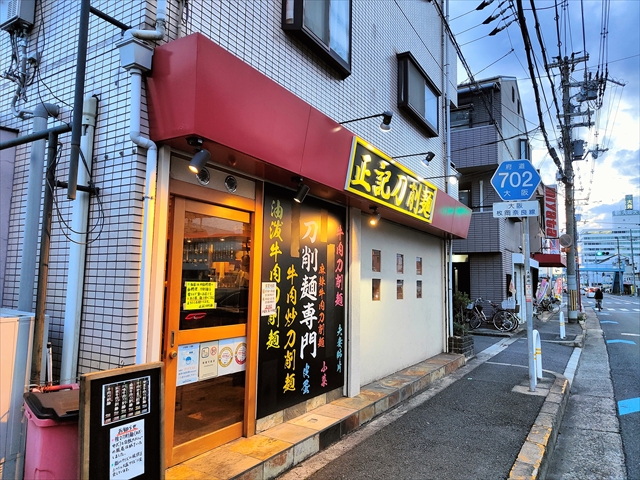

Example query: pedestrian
[594,288,603,311]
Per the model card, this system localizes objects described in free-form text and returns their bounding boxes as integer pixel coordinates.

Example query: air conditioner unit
[0,0,35,33]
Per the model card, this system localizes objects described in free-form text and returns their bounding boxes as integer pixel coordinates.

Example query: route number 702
[496,171,535,188]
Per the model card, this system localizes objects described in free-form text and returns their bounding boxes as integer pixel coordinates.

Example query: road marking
[621,333,640,337]
[600,321,618,324]
[606,339,637,345]
[618,397,640,416]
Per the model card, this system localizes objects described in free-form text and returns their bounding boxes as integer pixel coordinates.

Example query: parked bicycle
[536,296,561,314]
[467,298,519,332]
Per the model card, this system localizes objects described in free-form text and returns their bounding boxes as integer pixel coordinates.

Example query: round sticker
[219,347,233,367]
[235,343,247,365]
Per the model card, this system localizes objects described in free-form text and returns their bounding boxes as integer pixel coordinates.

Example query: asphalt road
[589,294,640,480]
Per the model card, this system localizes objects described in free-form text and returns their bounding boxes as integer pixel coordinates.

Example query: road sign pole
[523,216,536,392]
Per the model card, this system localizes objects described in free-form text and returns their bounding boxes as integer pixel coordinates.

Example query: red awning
[532,253,566,268]
[146,33,472,239]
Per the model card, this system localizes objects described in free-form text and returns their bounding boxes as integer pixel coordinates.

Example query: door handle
[169,351,178,359]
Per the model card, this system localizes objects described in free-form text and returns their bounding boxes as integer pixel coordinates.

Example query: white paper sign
[109,419,145,479]
[261,282,277,316]
[493,200,540,218]
[199,341,219,380]
[176,344,199,386]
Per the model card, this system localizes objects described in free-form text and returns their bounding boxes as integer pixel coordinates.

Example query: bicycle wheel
[505,312,519,331]
[493,311,513,331]
[469,313,482,329]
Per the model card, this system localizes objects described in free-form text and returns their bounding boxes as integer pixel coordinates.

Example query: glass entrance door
[164,197,252,465]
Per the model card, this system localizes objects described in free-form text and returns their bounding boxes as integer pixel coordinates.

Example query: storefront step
[165,353,466,479]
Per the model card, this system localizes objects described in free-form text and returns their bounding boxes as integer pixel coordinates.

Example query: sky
[447,0,640,231]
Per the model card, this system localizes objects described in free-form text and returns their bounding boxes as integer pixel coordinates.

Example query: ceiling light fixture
[189,149,211,173]
[292,176,310,203]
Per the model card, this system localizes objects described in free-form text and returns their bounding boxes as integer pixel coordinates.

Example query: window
[396,254,404,274]
[397,280,404,299]
[397,52,441,136]
[372,279,381,301]
[450,108,471,129]
[416,257,422,275]
[417,280,423,299]
[283,0,352,78]
[459,186,471,208]
[519,139,530,160]
[372,249,381,272]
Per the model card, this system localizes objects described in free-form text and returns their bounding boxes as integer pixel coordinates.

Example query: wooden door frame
[163,178,263,466]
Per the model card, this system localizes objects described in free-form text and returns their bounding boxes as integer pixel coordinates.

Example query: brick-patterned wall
[1,1,456,380]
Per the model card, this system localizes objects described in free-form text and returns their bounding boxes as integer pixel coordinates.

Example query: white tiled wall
[0,0,456,379]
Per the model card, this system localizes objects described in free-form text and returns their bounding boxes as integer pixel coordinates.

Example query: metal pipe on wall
[18,103,59,312]
[30,132,58,385]
[60,96,98,384]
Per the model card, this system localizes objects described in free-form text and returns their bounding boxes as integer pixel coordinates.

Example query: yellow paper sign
[183,281,217,310]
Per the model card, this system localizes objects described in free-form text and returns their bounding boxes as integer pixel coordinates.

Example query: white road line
[622,333,640,337]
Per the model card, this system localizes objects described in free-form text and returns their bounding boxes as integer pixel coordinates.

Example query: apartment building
[0,0,471,471]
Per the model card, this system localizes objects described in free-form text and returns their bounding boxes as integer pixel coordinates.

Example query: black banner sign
[257,184,346,418]
[345,137,437,223]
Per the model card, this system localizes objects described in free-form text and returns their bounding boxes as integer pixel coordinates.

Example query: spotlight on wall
[392,151,436,166]
[339,110,394,132]
[189,149,211,173]
[423,151,436,166]
[292,176,310,203]
[369,206,381,226]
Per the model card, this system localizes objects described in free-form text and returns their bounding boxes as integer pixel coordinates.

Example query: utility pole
[549,54,590,322]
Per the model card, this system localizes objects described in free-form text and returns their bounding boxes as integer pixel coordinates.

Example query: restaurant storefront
[147,33,471,465]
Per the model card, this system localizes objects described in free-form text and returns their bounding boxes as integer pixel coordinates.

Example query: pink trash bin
[23,385,79,480]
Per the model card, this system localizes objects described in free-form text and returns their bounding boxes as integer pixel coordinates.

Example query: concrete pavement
[167,306,592,479]
[545,310,627,479]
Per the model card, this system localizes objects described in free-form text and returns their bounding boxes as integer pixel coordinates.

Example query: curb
[508,374,571,479]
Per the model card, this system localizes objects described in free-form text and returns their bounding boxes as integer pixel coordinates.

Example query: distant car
[586,287,597,298]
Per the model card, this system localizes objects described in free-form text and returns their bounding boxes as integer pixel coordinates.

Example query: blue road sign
[490,160,541,201]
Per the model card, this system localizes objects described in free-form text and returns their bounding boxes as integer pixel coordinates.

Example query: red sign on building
[544,185,558,238]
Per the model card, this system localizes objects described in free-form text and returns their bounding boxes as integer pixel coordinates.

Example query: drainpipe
[115,2,166,364]
[18,103,59,312]
[130,67,156,364]
[443,0,455,346]
[60,96,98,384]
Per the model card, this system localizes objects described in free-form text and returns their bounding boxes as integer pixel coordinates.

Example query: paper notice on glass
[176,344,199,386]
[109,419,145,479]
[199,341,219,380]
[261,282,277,316]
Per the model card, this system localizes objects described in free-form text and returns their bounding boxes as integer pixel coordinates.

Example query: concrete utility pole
[550,54,590,322]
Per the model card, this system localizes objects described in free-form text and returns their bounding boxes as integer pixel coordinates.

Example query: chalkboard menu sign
[79,363,163,480]
[257,184,346,418]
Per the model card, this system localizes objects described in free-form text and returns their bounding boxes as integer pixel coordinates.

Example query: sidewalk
[166,308,584,480]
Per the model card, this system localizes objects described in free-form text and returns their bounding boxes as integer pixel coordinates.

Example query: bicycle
[595,298,602,311]
[537,296,561,314]
[467,298,519,332]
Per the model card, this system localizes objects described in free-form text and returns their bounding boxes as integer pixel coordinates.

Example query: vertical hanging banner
[544,185,558,238]
[257,184,346,418]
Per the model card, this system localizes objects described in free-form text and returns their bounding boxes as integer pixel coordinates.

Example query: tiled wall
[1,1,456,379]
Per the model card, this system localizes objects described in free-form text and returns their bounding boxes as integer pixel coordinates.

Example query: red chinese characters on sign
[544,185,558,238]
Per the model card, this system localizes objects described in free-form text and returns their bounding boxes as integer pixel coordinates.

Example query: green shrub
[453,291,472,336]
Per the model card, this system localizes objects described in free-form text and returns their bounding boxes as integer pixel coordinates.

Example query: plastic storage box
[23,385,79,480]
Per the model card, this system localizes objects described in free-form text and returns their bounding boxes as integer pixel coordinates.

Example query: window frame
[397,51,441,137]
[282,0,352,78]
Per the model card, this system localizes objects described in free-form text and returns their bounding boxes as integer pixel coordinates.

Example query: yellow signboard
[183,281,217,310]
[345,137,437,223]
